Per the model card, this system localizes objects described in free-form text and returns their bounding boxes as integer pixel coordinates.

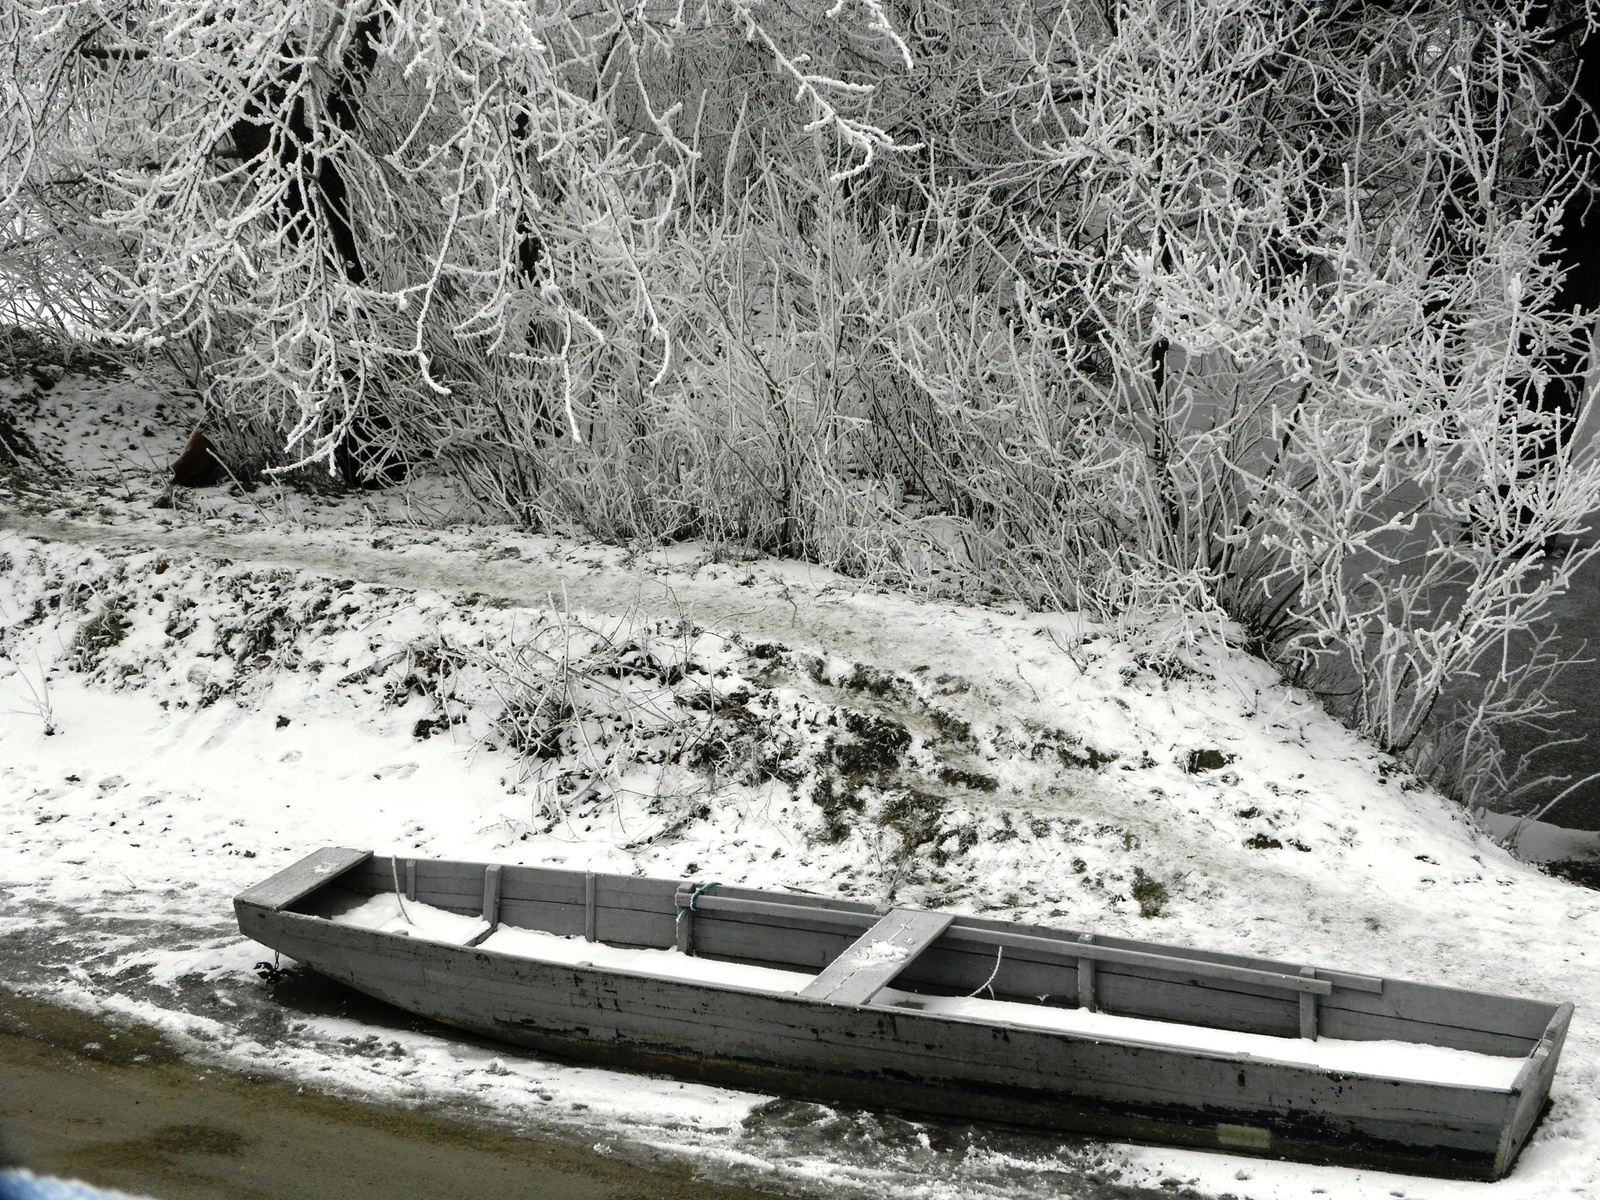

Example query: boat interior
[279,852,1566,1084]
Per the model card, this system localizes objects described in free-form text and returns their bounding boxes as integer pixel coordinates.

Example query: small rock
[1186,749,1232,772]
[171,429,225,487]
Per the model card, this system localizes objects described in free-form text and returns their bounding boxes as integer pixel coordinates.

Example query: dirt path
[21,507,1600,833]
[0,510,1058,720]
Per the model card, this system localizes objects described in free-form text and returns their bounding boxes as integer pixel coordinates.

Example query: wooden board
[940,924,1334,996]
[945,910,1551,1047]
[260,909,1508,1126]
[801,909,954,1005]
[1494,1001,1574,1174]
[668,893,1550,1053]
[234,847,372,911]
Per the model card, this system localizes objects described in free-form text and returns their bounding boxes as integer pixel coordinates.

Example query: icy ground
[2,367,1599,1200]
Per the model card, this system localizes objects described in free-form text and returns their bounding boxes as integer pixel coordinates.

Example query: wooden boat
[235,847,1572,1179]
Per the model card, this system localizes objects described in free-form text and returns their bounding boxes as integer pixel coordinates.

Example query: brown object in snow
[171,430,224,487]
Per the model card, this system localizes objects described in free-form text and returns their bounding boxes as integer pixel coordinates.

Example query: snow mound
[3,513,1597,1200]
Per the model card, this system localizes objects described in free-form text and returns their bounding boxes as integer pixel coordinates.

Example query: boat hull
[237,901,1532,1179]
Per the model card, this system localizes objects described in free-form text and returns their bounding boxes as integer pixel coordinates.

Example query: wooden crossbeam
[1078,933,1097,1012]
[1299,967,1318,1040]
[584,871,597,943]
[800,909,954,1006]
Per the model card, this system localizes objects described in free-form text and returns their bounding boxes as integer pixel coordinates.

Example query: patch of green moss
[223,604,291,666]
[811,775,866,843]
[804,710,914,843]
[925,706,975,748]
[841,662,899,698]
[499,695,576,760]
[71,595,130,670]
[1130,867,1169,918]
[1025,725,1117,769]
[934,821,981,867]
[990,812,1020,843]
[880,788,945,853]
[1186,748,1233,772]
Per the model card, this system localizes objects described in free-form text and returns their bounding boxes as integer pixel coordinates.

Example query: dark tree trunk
[226,12,401,486]
[1547,27,1600,321]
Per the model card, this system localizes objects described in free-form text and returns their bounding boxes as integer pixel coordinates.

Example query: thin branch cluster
[5,0,1600,803]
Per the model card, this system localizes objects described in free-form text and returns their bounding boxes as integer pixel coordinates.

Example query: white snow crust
[323,891,489,945]
[849,939,914,967]
[873,991,1524,1090]
[482,922,815,993]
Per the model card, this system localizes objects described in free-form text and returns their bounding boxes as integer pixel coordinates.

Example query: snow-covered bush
[4,0,673,482]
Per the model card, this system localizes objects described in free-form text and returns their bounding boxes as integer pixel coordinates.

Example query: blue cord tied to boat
[676,880,720,924]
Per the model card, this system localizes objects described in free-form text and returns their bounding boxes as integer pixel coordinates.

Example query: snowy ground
[2,367,1599,1200]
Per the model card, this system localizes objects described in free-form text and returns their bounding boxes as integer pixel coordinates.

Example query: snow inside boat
[235,848,1572,1179]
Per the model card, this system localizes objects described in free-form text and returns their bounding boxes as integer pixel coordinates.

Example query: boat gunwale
[1508,1002,1575,1093]
[329,855,1542,1023]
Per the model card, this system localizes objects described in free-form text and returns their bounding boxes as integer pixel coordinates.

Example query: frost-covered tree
[0,0,906,485]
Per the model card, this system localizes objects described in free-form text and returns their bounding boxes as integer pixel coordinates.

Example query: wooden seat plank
[800,908,954,1006]
[234,847,372,911]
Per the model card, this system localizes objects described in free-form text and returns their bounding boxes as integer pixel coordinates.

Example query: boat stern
[234,846,373,928]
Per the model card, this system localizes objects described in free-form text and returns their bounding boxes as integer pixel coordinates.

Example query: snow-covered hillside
[2,370,1598,1200]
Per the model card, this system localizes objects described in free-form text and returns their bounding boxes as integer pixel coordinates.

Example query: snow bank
[1476,810,1600,864]
[3,496,1598,1200]
[0,1170,157,1200]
